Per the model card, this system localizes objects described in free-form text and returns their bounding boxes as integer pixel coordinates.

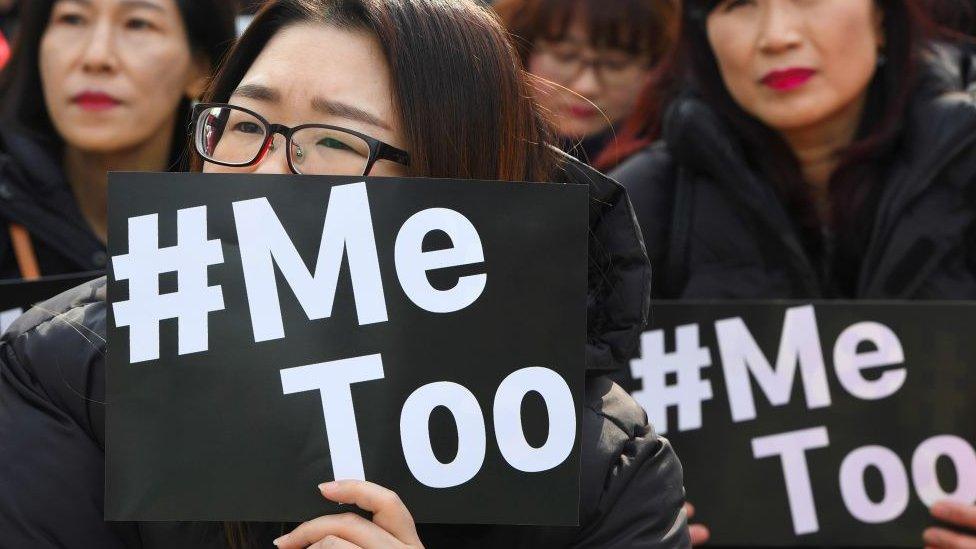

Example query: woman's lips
[761,68,816,91]
[72,91,122,112]
[566,104,599,119]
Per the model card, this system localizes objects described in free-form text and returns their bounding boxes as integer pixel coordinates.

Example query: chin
[65,133,143,155]
[558,123,602,141]
[753,104,836,133]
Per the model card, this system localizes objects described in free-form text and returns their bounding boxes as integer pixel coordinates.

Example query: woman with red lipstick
[611,0,976,545]
[0,0,236,280]
[493,0,676,169]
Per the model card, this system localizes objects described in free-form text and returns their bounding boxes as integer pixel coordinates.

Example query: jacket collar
[859,42,976,294]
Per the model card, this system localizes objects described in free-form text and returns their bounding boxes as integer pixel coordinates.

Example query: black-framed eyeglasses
[191,102,411,176]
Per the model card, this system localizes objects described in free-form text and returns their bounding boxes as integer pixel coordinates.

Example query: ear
[184,54,212,101]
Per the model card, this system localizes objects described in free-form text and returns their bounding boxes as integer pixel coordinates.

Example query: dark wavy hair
[198,0,558,182]
[0,0,238,170]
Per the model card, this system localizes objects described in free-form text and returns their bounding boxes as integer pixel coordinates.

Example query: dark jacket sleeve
[558,151,653,375]
[571,376,689,548]
[0,278,142,548]
[609,144,678,299]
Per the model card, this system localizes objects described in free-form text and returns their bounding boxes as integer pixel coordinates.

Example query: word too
[755,427,976,535]
[281,354,576,487]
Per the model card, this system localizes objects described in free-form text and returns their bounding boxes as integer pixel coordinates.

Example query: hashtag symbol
[112,207,225,364]
[629,323,713,434]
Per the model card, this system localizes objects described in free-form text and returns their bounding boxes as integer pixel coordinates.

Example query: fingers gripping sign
[924,501,976,549]
[274,481,424,549]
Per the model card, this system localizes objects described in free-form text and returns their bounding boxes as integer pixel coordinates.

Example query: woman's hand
[924,500,976,548]
[274,480,424,549]
[685,502,711,546]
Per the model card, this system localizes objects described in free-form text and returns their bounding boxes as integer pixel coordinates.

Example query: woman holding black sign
[0,0,236,279]
[609,0,976,545]
[0,0,689,547]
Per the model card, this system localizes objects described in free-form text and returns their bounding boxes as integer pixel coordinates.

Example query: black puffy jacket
[0,156,690,548]
[0,127,107,279]
[613,43,976,300]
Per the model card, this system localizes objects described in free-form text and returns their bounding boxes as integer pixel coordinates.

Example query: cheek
[122,41,194,105]
[368,162,410,178]
[600,72,648,117]
[707,26,758,110]
[38,32,69,101]
[814,13,879,104]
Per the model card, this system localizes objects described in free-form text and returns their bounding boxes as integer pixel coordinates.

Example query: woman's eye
[601,58,632,72]
[317,137,354,152]
[55,12,86,26]
[232,122,263,134]
[721,0,754,11]
[125,18,155,30]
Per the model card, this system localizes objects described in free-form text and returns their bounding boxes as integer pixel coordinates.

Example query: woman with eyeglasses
[0,1,689,547]
[493,0,676,169]
[0,0,236,280]
[610,0,976,545]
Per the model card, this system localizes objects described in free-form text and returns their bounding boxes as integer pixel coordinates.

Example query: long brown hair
[197,0,558,182]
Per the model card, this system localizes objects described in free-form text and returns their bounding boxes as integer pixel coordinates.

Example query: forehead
[239,23,392,114]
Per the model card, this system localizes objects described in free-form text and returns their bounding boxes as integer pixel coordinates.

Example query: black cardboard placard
[613,301,976,547]
[105,173,587,525]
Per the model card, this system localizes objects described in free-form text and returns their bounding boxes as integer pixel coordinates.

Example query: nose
[567,62,601,98]
[251,133,291,175]
[80,20,118,75]
[757,1,803,54]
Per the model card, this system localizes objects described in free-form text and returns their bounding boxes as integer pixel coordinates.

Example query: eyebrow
[59,0,166,11]
[311,97,390,131]
[231,83,280,103]
[231,83,390,131]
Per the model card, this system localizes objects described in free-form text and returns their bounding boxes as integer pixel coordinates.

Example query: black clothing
[613,43,976,299]
[562,129,614,167]
[0,127,106,278]
[0,156,689,548]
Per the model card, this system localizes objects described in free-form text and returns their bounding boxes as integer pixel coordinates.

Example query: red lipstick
[567,104,598,118]
[761,68,816,92]
[72,91,121,111]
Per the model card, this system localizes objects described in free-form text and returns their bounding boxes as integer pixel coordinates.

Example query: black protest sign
[105,173,587,525]
[612,302,976,547]
[0,272,102,333]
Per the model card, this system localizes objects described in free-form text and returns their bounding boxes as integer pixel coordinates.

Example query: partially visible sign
[106,173,587,525]
[613,301,976,547]
[0,272,102,333]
